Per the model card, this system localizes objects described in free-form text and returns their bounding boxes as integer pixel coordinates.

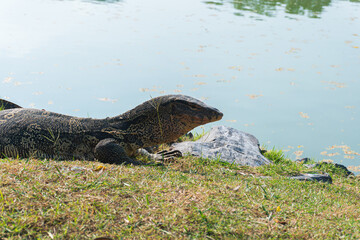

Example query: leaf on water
[97,97,118,103]
[345,41,353,44]
[192,74,206,78]
[2,77,12,83]
[139,87,159,93]
[345,106,355,109]
[285,48,301,54]
[195,82,207,85]
[275,67,284,71]
[344,155,355,159]
[330,65,340,68]
[299,112,310,119]
[246,94,263,99]
[297,145,303,148]
[322,159,334,163]
[352,46,359,48]
[348,165,360,172]
[293,150,303,158]
[176,84,184,88]
[33,91,43,95]
[343,150,360,155]
[228,66,243,71]
[216,79,231,83]
[173,89,182,93]
[327,145,350,151]
[48,101,54,105]
[320,151,339,157]
[226,120,237,123]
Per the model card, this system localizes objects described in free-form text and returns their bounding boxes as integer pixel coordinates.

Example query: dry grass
[0,153,359,239]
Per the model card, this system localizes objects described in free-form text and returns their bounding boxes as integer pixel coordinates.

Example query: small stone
[289,173,332,183]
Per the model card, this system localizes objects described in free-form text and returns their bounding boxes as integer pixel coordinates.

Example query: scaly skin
[0,95,223,164]
[0,99,22,110]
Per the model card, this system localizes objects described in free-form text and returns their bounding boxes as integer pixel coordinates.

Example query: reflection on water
[205,0,358,18]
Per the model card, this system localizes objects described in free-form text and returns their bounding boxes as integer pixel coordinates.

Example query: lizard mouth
[191,110,223,125]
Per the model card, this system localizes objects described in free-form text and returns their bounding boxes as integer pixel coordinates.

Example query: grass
[0,150,359,239]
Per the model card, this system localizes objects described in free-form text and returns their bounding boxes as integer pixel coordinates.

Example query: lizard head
[161,95,223,125]
[148,95,223,142]
[113,94,223,146]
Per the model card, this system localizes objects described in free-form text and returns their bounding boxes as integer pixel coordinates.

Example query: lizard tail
[0,99,22,110]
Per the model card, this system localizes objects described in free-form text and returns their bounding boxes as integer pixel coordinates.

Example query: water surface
[1,0,359,172]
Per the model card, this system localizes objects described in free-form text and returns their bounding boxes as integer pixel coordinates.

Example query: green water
[1,0,359,172]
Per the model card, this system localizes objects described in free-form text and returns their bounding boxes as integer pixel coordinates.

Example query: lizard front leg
[94,138,143,165]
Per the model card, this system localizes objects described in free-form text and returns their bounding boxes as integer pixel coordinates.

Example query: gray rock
[289,173,332,183]
[297,159,354,177]
[170,125,271,167]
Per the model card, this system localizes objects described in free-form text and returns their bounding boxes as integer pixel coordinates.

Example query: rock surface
[170,125,272,167]
[289,173,332,183]
[296,158,354,177]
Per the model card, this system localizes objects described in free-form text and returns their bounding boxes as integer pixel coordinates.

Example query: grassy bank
[0,150,359,239]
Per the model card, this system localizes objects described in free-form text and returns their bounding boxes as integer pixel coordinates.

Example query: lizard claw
[154,150,182,161]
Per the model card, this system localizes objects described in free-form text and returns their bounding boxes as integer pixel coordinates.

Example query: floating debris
[97,98,118,103]
[299,112,310,119]
[2,77,12,83]
[246,94,263,99]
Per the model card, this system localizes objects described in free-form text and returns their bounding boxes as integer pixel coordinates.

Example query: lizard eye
[188,105,199,111]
